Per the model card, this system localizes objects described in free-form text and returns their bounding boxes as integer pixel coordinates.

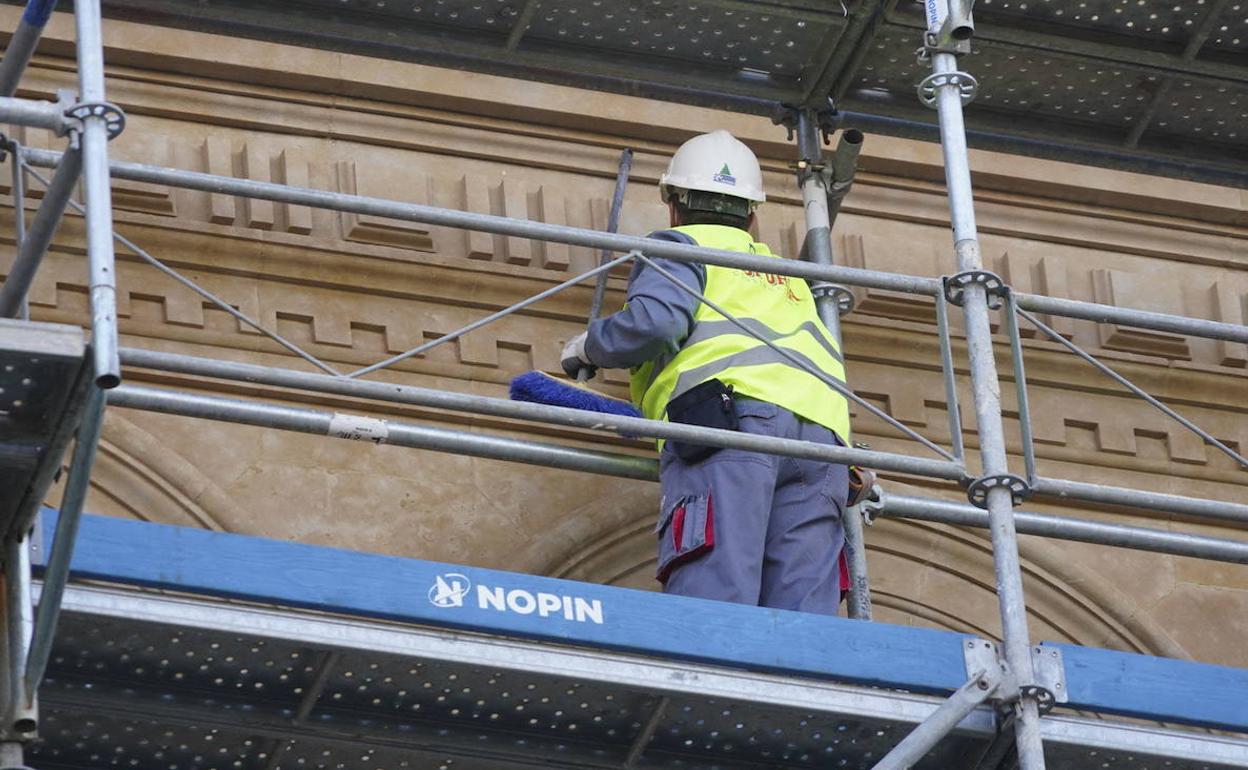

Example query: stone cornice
[8,57,1246,281]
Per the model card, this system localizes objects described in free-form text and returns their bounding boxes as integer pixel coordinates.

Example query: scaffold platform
[0,320,90,542]
[29,511,1248,770]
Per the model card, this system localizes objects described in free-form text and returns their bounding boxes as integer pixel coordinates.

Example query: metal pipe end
[95,372,121,389]
[840,128,865,146]
[948,23,974,41]
[11,718,36,735]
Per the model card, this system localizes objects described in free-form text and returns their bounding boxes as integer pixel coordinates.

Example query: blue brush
[509,371,641,418]
[509,149,640,419]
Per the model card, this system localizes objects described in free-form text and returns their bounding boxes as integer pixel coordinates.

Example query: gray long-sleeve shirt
[584,230,707,370]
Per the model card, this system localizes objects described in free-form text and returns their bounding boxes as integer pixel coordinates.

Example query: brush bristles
[509,371,641,418]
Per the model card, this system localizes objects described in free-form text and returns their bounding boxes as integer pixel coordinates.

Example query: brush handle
[587,149,634,324]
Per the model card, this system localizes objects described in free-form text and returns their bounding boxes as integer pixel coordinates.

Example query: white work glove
[560,332,597,380]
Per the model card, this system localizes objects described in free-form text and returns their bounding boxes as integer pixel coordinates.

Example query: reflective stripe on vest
[628,224,851,441]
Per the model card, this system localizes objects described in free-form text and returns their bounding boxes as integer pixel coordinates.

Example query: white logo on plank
[426,574,605,624]
[428,573,471,608]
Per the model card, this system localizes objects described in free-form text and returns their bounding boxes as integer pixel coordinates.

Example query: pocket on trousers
[655,492,715,584]
[819,461,850,510]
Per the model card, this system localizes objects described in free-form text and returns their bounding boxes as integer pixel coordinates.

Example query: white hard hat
[659,130,766,205]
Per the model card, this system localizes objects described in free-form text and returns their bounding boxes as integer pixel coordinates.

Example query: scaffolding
[0,0,1246,768]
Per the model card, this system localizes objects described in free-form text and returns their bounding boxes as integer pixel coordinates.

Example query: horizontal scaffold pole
[0,95,72,133]
[113,353,1248,560]
[110,383,658,480]
[1029,477,1248,526]
[21,148,1248,345]
[20,149,936,297]
[111,352,968,482]
[876,492,1248,564]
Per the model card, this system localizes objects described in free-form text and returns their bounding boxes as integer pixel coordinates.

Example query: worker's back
[629,223,851,441]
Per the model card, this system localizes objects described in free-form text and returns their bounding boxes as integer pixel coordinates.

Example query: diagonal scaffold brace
[871,636,1067,770]
[873,663,1004,769]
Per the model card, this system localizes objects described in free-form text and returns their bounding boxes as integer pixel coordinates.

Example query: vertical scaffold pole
[922,1,1046,768]
[793,108,872,621]
[3,536,36,734]
[0,534,35,768]
[74,0,122,388]
[9,142,29,320]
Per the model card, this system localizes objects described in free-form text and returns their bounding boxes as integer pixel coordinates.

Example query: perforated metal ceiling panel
[840,0,1248,183]
[975,0,1197,44]
[87,0,1248,186]
[32,603,981,770]
[1208,2,1248,53]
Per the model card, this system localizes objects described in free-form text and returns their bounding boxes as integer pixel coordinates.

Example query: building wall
[6,8,1247,667]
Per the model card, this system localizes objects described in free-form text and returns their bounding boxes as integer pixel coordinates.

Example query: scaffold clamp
[810,281,855,316]
[943,269,1008,310]
[1019,684,1057,715]
[772,99,841,147]
[918,71,978,108]
[65,101,126,140]
[966,473,1031,508]
[963,639,1065,716]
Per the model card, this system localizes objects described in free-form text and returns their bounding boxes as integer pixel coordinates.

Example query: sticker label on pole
[328,413,389,444]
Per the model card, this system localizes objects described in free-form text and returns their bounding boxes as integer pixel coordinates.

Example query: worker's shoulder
[645,229,697,245]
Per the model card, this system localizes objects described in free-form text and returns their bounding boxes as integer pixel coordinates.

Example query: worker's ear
[747,211,757,233]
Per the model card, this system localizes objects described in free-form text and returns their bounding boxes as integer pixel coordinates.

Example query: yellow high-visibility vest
[629,224,851,442]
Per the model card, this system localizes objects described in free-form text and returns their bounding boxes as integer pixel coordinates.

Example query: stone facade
[4,8,1247,668]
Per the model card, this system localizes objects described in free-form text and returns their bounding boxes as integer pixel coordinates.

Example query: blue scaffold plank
[1043,641,1248,732]
[37,510,971,695]
[39,511,1248,733]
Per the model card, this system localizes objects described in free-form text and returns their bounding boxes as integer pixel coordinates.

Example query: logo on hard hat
[428,573,471,608]
[712,163,737,186]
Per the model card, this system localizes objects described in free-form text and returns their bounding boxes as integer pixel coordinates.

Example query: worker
[561,130,855,616]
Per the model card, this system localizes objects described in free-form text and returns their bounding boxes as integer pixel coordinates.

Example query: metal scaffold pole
[73,0,123,388]
[18,147,1248,343]
[786,105,873,621]
[0,1,55,97]
[922,1,1046,768]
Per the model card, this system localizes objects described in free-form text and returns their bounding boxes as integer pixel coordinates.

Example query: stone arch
[43,410,236,532]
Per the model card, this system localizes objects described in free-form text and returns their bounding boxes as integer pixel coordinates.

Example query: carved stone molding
[1092,269,1191,360]
[5,112,1245,386]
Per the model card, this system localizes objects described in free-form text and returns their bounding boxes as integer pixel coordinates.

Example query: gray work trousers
[655,398,848,616]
